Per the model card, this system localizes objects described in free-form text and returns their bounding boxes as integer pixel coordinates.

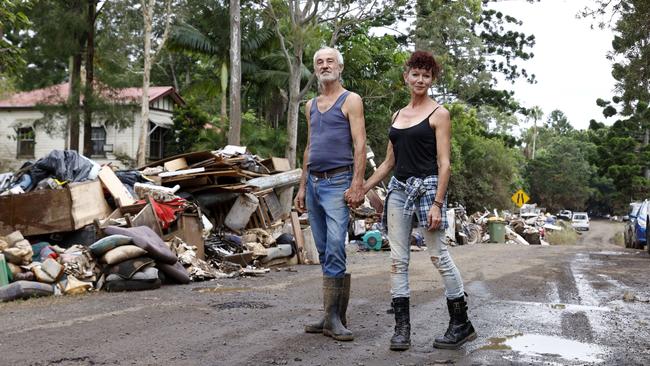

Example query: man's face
[314,50,342,83]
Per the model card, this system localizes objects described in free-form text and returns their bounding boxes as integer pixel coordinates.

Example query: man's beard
[317,70,340,83]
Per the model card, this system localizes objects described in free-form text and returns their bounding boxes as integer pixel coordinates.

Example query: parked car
[624,201,642,248]
[628,200,648,249]
[571,212,590,231]
[557,210,572,221]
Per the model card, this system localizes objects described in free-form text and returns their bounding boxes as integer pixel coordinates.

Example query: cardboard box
[0,180,112,236]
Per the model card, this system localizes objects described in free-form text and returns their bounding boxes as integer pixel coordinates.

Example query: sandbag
[104,226,177,264]
[4,240,34,265]
[5,231,24,246]
[101,245,147,265]
[0,281,54,302]
[107,266,159,282]
[0,239,9,251]
[89,235,133,258]
[104,278,161,292]
[156,261,191,284]
[104,257,155,280]
[63,276,93,295]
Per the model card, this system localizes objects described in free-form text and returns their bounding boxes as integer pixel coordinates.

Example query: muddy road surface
[1,220,649,365]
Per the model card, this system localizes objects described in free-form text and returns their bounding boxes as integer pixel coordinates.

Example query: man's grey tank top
[308,91,353,172]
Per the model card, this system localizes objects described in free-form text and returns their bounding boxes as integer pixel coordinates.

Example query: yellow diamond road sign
[511,189,530,208]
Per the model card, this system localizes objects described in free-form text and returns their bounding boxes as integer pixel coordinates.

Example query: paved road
[1,220,649,365]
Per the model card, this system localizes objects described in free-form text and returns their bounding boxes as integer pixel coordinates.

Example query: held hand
[346,185,365,209]
[427,205,442,231]
[294,188,307,214]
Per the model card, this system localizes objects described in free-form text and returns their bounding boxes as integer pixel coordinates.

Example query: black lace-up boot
[389,297,411,350]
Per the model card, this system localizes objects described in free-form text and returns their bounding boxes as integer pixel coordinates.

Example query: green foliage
[447,102,523,212]
[0,0,31,75]
[525,136,596,212]
[414,0,535,112]
[172,102,214,154]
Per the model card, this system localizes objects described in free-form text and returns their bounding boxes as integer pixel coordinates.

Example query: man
[294,47,366,342]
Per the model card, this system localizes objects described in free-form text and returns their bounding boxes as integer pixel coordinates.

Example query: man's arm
[294,99,312,214]
[344,93,367,207]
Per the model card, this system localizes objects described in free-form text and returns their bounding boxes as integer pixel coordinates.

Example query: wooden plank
[263,191,283,221]
[301,226,320,265]
[139,150,219,169]
[68,180,112,229]
[98,165,135,207]
[131,202,163,238]
[163,157,188,172]
[290,212,306,264]
[159,167,205,177]
[177,214,205,260]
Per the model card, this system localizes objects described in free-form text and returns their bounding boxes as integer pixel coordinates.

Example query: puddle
[501,300,610,312]
[192,287,250,293]
[481,333,604,363]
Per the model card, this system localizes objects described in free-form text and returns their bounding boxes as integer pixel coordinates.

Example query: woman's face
[404,67,433,95]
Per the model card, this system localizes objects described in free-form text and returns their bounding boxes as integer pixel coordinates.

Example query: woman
[360,51,476,351]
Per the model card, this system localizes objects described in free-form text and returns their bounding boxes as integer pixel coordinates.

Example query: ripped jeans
[387,189,464,299]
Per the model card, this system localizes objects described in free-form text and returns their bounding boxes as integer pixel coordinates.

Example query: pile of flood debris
[0,147,311,302]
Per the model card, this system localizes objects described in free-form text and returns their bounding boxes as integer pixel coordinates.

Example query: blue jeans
[306,171,351,278]
[387,189,464,299]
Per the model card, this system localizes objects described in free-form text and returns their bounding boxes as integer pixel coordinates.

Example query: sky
[489,0,618,130]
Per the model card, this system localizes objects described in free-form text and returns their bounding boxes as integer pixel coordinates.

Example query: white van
[571,212,590,231]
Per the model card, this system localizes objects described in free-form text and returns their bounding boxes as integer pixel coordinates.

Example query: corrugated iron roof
[0,82,182,108]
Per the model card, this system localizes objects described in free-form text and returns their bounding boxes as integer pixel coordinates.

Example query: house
[0,82,184,169]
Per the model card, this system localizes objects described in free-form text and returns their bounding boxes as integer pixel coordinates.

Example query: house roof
[0,82,184,109]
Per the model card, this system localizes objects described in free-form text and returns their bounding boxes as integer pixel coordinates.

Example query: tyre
[624,230,631,248]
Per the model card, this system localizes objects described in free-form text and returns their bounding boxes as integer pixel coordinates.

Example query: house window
[91,127,107,157]
[149,122,173,160]
[16,127,35,158]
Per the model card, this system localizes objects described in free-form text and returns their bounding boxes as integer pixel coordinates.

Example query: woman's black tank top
[389,106,440,182]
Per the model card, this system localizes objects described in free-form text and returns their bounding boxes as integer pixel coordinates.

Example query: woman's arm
[432,108,452,202]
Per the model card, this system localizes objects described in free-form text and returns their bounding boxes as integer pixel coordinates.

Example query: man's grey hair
[313,47,344,67]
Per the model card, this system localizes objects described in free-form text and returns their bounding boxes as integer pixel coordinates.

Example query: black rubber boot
[433,295,477,349]
[305,273,350,333]
[389,297,411,351]
[322,276,354,341]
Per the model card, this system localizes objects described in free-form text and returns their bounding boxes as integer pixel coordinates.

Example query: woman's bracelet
[433,200,443,209]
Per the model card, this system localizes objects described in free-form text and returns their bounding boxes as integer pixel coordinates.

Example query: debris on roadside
[0,146,304,302]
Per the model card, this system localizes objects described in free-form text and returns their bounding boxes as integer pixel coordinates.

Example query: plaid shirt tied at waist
[382,175,448,230]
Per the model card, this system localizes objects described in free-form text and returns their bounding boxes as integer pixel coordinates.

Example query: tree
[0,0,30,80]
[228,0,241,145]
[136,0,172,166]
[264,0,405,168]
[528,105,543,159]
[525,136,595,211]
[414,0,536,113]
[546,109,573,135]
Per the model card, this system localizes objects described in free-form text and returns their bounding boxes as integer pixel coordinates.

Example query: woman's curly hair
[405,50,441,80]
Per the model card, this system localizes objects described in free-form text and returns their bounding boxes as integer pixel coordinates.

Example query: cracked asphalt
[1,220,649,366]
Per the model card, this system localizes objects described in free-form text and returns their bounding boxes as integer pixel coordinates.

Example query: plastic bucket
[225,193,260,232]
